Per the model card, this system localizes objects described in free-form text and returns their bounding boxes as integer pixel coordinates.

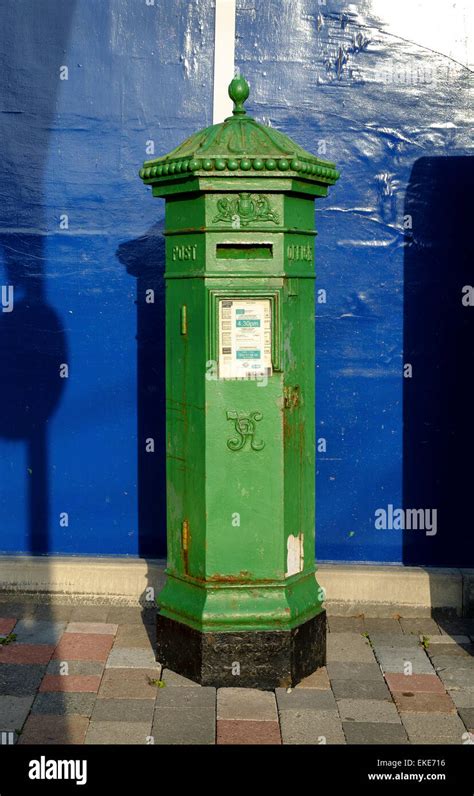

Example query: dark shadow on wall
[116,224,167,558]
[0,0,77,554]
[403,156,474,568]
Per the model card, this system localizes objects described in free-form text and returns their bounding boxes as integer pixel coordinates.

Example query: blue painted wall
[0,0,472,565]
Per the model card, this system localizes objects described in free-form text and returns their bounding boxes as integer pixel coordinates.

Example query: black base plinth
[156,611,326,689]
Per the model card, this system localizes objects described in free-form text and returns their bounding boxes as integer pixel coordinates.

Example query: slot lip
[215,243,274,260]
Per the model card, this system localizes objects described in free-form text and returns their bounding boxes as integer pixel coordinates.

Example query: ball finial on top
[228,76,250,115]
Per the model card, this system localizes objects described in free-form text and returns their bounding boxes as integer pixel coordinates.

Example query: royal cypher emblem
[213,193,279,226]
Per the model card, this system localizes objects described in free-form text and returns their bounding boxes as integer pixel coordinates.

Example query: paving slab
[91,698,155,723]
[385,673,446,694]
[70,606,110,623]
[427,644,474,660]
[0,695,34,730]
[364,619,403,635]
[152,707,215,744]
[0,619,17,635]
[97,669,160,700]
[0,644,54,665]
[46,660,104,676]
[39,675,101,693]
[106,607,148,625]
[400,618,441,636]
[439,620,474,637]
[275,688,337,712]
[327,616,365,634]
[375,650,435,675]
[86,721,152,744]
[0,664,46,696]
[33,605,74,622]
[427,635,471,645]
[331,678,392,701]
[393,692,457,714]
[18,714,89,745]
[32,692,96,716]
[437,667,474,688]
[370,634,422,650]
[327,633,374,663]
[450,689,474,709]
[106,647,158,669]
[160,669,199,687]
[65,622,118,636]
[458,708,474,730]
[217,720,281,745]
[154,686,215,709]
[279,710,345,744]
[11,620,65,645]
[0,603,37,619]
[337,698,401,723]
[343,722,408,744]
[401,712,467,744]
[432,655,474,671]
[327,661,384,682]
[53,633,113,662]
[217,688,278,721]
[295,667,331,689]
[113,624,155,649]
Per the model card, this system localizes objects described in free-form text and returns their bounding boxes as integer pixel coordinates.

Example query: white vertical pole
[212,0,236,123]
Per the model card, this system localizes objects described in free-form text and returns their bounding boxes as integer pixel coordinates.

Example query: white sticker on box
[218,299,272,379]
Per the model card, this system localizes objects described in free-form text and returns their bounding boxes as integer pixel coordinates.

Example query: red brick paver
[19,714,89,745]
[385,673,446,695]
[0,618,17,635]
[52,633,113,662]
[0,644,55,664]
[40,675,102,693]
[217,720,281,745]
[393,691,456,713]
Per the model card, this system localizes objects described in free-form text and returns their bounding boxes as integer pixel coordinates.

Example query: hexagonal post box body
[139,78,339,688]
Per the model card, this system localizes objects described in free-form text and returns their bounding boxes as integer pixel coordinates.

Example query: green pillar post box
[139,77,339,688]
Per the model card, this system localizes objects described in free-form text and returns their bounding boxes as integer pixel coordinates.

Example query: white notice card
[218,299,272,379]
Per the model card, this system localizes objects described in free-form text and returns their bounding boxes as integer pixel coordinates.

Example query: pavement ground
[0,602,473,745]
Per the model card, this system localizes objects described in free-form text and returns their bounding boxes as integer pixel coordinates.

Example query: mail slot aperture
[216,243,273,259]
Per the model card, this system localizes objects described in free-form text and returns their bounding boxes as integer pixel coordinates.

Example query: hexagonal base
[156,610,326,689]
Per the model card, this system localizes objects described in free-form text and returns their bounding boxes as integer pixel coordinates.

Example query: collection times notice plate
[218,298,272,380]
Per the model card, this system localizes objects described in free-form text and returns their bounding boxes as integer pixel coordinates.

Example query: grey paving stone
[401,713,467,744]
[428,634,471,645]
[459,708,474,730]
[370,634,421,650]
[106,647,158,669]
[106,607,147,625]
[343,722,409,744]
[12,619,66,645]
[327,633,374,663]
[364,619,403,636]
[0,695,34,730]
[437,668,474,688]
[154,687,215,709]
[450,689,474,709]
[375,649,435,675]
[86,721,152,745]
[160,669,200,687]
[34,605,74,622]
[31,692,96,717]
[439,620,474,637]
[280,710,345,744]
[217,688,277,721]
[70,606,110,623]
[337,698,401,723]
[91,698,155,723]
[0,603,37,619]
[331,678,392,701]
[46,660,104,676]
[432,656,474,672]
[400,618,441,636]
[0,665,46,696]
[275,688,337,712]
[327,616,365,634]
[427,644,474,660]
[152,707,215,744]
[326,662,383,682]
